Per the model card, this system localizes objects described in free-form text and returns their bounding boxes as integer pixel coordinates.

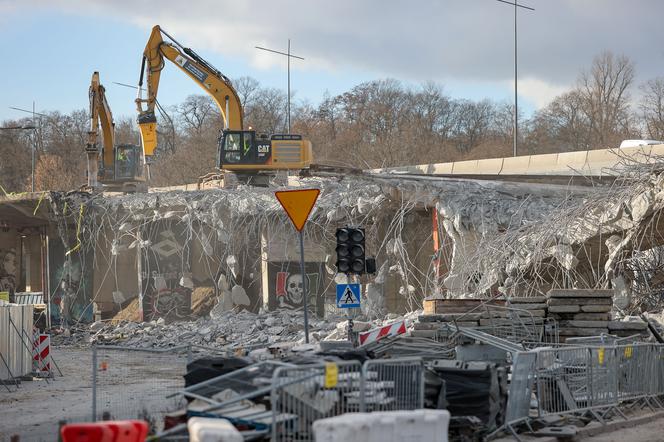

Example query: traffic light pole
[298,230,310,343]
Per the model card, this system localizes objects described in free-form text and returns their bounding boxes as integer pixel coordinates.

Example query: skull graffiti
[285,273,304,305]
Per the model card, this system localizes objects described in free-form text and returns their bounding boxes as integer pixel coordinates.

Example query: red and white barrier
[358,320,407,346]
[32,332,52,377]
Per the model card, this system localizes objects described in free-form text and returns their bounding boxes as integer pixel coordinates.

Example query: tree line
[2,51,664,191]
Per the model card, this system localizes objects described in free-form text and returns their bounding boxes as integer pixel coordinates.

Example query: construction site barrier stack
[500,342,664,436]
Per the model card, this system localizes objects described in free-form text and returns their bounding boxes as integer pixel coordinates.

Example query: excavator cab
[218,130,312,171]
[113,144,145,181]
[96,144,145,192]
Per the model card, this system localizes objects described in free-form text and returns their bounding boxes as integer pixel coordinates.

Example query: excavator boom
[136,25,243,158]
[136,25,312,172]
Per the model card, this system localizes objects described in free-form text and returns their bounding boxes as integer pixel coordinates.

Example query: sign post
[336,282,361,344]
[275,188,320,343]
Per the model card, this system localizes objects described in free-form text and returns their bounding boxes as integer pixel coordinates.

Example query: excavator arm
[136,25,244,158]
[87,71,116,186]
[86,72,145,191]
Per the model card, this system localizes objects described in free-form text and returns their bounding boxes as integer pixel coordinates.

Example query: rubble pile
[53,308,422,351]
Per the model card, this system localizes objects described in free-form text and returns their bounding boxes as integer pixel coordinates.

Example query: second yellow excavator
[135,25,312,175]
[86,71,145,192]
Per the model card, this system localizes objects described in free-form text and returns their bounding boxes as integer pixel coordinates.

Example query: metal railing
[270,361,362,441]
[269,358,425,442]
[534,343,664,418]
[360,357,424,412]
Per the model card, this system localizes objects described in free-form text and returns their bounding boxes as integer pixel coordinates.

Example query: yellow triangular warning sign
[275,188,320,232]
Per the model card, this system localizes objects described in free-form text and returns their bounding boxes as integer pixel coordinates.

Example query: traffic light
[335,227,365,274]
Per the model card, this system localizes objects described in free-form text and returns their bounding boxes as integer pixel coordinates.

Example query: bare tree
[579,51,635,148]
[639,77,664,140]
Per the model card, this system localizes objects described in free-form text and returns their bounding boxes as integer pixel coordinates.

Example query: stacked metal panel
[0,303,34,381]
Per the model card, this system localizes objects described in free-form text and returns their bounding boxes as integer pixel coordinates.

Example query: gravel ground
[0,346,187,442]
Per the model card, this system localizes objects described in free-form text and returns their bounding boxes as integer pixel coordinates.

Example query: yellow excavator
[86,71,145,192]
[135,25,312,178]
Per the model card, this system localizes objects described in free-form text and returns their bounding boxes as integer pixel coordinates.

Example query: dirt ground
[580,415,664,442]
[0,346,187,442]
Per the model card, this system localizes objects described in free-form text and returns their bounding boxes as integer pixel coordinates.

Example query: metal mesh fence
[270,361,363,442]
[360,357,424,412]
[92,345,189,430]
[533,344,664,418]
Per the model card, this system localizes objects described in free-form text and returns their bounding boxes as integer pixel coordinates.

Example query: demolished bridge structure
[2,147,664,324]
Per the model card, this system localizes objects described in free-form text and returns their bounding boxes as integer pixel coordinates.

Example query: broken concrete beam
[418,313,483,322]
[454,322,481,328]
[479,319,499,326]
[558,320,610,328]
[508,296,547,304]
[515,310,546,317]
[409,330,439,338]
[610,330,650,338]
[580,305,612,313]
[558,328,609,336]
[547,289,614,298]
[548,312,611,321]
[548,305,580,313]
[508,303,547,310]
[423,298,505,314]
[413,322,444,330]
[607,321,647,331]
[548,298,612,306]
[479,311,509,319]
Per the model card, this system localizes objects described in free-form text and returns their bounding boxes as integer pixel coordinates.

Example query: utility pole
[495,0,534,157]
[255,41,305,134]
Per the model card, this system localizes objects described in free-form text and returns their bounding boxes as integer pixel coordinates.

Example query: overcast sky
[1,0,663,122]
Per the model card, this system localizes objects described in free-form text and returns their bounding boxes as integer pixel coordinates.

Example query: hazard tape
[358,320,407,346]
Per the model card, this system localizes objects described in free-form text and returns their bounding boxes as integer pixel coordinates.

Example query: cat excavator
[135,25,312,181]
[86,71,146,192]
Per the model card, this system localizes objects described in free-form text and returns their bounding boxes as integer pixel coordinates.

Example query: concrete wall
[0,229,21,297]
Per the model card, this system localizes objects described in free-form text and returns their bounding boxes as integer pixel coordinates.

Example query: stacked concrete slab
[546,289,612,342]
[415,298,506,338]
[506,296,547,319]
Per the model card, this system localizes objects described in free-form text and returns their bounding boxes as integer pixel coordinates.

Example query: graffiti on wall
[49,241,93,325]
[267,261,325,316]
[140,224,192,321]
[0,248,17,296]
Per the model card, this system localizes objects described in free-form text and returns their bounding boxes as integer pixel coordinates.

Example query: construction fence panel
[534,344,664,418]
[360,357,424,412]
[535,346,593,416]
[270,361,362,442]
[92,345,189,430]
[614,344,658,401]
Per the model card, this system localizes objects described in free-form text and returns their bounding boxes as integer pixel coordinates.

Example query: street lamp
[495,0,535,157]
[255,40,305,134]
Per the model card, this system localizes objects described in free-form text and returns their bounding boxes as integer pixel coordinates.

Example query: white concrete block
[188,417,243,442]
[313,409,450,442]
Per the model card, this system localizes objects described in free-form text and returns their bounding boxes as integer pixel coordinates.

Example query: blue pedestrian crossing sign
[336,283,361,308]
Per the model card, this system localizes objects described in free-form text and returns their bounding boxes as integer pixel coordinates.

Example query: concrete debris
[53,308,423,351]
